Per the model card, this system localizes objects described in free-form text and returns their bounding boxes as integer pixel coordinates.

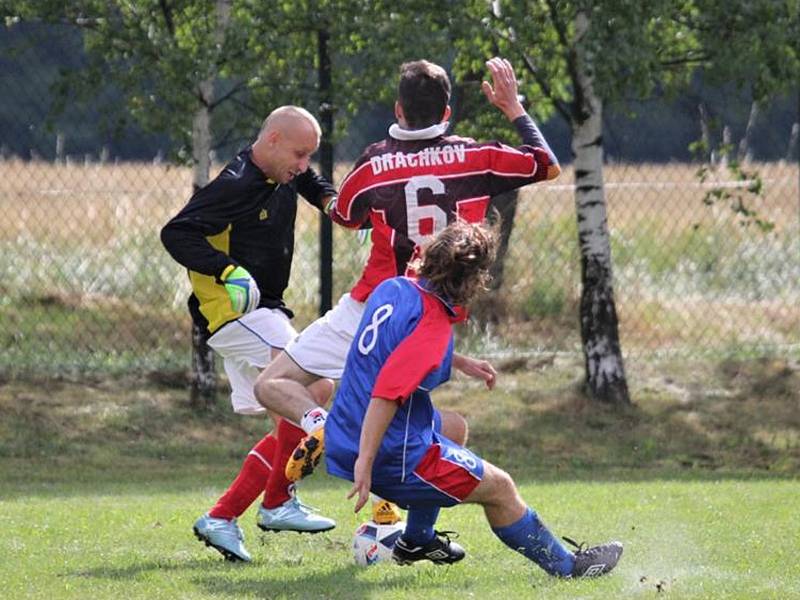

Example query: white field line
[33,188,187,195]
[542,177,796,192]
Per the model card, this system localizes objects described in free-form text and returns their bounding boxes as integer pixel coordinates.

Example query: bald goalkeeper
[161,106,339,562]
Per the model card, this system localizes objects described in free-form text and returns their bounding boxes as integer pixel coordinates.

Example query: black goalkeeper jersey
[161,147,335,334]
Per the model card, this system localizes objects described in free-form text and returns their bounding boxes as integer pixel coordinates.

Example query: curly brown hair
[417,221,497,306]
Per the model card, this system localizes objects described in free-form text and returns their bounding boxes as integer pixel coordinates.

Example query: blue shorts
[372,432,484,509]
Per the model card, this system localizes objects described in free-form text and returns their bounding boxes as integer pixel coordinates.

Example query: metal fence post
[318,27,333,316]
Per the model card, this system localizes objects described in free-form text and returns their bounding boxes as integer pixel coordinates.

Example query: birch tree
[451,0,798,404]
[449,0,699,405]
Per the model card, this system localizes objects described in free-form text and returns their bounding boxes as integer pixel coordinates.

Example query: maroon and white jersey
[332,124,556,302]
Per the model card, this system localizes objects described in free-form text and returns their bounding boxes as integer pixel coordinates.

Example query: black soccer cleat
[564,536,624,578]
[392,530,466,565]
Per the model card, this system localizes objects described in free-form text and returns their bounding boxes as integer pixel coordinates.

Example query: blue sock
[492,508,575,576]
[402,506,440,546]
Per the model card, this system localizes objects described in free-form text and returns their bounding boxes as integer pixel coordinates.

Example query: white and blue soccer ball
[352,520,406,566]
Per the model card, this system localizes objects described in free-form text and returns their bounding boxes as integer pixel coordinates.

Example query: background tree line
[1,19,797,165]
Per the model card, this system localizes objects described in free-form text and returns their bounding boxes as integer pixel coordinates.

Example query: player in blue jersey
[325,221,623,577]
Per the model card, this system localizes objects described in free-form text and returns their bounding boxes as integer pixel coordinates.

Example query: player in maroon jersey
[253,57,560,485]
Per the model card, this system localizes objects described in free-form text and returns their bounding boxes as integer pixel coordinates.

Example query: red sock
[262,418,305,509]
[208,433,277,520]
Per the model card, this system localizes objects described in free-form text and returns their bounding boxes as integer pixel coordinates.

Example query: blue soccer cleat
[193,513,252,562]
[256,496,336,533]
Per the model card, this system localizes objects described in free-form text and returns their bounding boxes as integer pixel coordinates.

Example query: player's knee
[252,370,271,408]
[466,463,516,507]
[255,353,289,404]
[498,469,517,497]
[309,378,334,406]
[486,465,517,504]
[459,417,469,445]
[440,410,469,446]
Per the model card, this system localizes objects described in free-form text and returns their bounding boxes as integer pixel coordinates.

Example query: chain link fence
[1,27,799,379]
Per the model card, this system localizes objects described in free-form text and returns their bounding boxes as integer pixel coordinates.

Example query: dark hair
[418,221,497,306]
[398,60,451,129]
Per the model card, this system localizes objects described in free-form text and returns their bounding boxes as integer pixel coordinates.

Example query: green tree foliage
[688,0,799,101]
[447,1,701,137]
[2,0,449,156]
[443,0,797,144]
[7,1,283,159]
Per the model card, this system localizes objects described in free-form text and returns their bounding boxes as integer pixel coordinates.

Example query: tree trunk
[571,10,629,405]
[190,321,217,409]
[318,27,334,315]
[189,85,217,409]
[698,102,713,163]
[488,189,518,293]
[737,100,759,164]
[188,0,232,409]
[786,121,798,162]
[470,190,518,325]
[720,124,732,168]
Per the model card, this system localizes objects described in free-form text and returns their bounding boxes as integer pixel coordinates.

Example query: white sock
[300,407,328,434]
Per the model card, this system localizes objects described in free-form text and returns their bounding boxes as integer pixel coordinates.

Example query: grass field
[2,353,798,599]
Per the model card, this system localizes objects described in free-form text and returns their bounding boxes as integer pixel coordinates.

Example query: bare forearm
[452,353,497,389]
[358,397,399,463]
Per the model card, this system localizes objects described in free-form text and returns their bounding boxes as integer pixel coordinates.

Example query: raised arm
[482,57,560,180]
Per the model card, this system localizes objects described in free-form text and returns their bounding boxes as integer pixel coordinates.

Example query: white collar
[388,121,450,141]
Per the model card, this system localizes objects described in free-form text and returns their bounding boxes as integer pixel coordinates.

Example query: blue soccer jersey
[325,277,458,484]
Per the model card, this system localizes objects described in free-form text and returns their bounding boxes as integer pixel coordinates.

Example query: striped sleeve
[478,142,555,197]
[331,149,375,228]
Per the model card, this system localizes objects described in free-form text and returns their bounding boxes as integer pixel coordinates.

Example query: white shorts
[284,293,365,379]
[207,307,297,415]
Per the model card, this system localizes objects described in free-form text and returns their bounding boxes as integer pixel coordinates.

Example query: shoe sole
[193,526,250,563]
[392,549,465,566]
[285,435,323,481]
[256,523,336,534]
[392,556,464,566]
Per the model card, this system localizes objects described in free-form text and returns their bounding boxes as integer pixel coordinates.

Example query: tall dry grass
[1,159,798,374]
[3,159,795,247]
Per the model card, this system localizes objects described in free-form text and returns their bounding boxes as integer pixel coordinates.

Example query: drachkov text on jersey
[370,144,467,175]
